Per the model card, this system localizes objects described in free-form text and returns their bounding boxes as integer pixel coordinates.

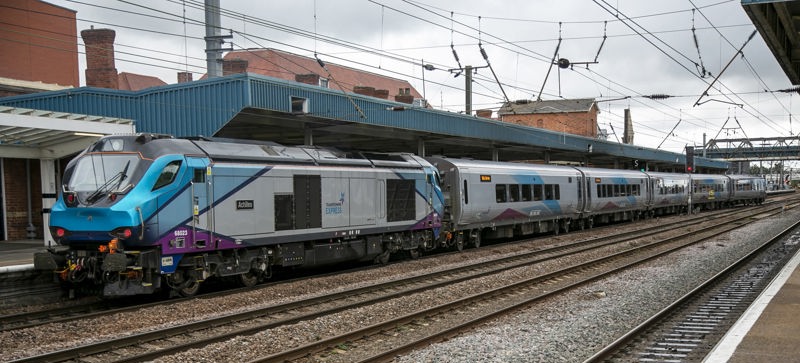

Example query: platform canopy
[0,106,135,159]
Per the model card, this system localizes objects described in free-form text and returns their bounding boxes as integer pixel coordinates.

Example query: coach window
[533,184,543,201]
[153,160,182,191]
[496,184,508,203]
[522,184,532,201]
[463,180,469,204]
[544,184,553,200]
[509,184,520,202]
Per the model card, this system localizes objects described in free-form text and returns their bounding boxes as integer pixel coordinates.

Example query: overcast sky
[45,0,797,157]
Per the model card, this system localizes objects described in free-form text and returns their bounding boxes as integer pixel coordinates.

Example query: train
[33,134,767,297]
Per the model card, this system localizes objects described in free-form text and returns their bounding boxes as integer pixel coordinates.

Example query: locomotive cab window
[152,160,182,191]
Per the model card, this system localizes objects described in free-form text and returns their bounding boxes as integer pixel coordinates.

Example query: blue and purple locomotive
[35,134,444,296]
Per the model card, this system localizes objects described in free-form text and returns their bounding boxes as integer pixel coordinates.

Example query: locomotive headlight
[64,192,78,207]
[50,226,69,239]
[111,227,134,240]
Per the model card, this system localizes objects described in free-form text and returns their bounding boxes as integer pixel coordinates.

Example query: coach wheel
[562,220,570,234]
[471,231,482,248]
[454,235,464,252]
[239,270,259,288]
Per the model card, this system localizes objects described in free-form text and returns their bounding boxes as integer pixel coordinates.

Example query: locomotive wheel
[239,270,259,287]
[408,248,421,259]
[177,279,201,297]
[375,250,390,265]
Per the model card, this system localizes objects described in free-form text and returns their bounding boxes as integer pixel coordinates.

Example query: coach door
[575,169,589,213]
[187,157,213,248]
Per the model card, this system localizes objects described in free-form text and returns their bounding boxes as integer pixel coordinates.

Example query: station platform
[0,239,43,271]
[705,246,800,362]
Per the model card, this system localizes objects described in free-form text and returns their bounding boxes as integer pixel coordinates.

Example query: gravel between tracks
[2,206,797,362]
[396,208,800,363]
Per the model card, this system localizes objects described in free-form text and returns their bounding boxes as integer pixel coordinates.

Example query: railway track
[7,198,795,362]
[1,196,793,333]
[584,217,800,362]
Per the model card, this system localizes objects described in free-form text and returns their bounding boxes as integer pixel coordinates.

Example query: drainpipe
[26,160,36,239]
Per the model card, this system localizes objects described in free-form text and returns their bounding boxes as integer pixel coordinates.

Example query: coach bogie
[469,229,482,248]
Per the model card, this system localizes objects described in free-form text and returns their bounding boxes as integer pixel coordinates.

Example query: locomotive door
[187,157,213,248]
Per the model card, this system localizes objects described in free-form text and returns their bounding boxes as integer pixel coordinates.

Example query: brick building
[498,98,599,138]
[0,0,79,93]
[0,0,80,240]
[216,49,423,104]
[0,3,152,241]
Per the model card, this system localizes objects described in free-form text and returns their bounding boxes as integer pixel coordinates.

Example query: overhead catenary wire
[9,0,791,151]
[111,0,744,149]
[592,0,789,139]
[689,0,794,135]
[690,8,710,78]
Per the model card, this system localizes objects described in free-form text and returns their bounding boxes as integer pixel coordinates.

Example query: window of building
[291,96,309,114]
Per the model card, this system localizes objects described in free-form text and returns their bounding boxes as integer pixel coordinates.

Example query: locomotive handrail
[136,207,144,240]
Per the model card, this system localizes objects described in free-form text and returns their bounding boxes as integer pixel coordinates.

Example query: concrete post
[40,159,56,246]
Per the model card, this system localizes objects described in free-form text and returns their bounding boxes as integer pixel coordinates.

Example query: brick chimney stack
[222,59,248,76]
[177,72,193,83]
[295,73,320,85]
[81,27,118,89]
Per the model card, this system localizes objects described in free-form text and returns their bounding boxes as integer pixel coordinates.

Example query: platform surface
[705,247,800,362]
[0,239,44,268]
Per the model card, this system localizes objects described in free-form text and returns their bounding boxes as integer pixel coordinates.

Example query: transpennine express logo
[326,192,345,215]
